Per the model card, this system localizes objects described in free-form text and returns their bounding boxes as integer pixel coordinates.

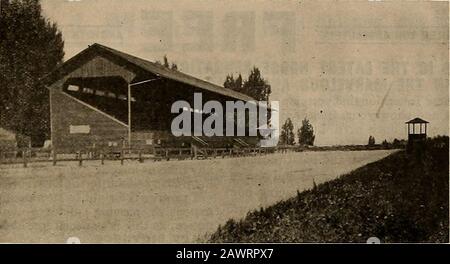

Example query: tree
[224,67,271,101]
[297,118,315,146]
[224,68,272,129]
[0,0,65,146]
[223,73,243,92]
[392,138,401,147]
[155,55,179,71]
[243,67,271,102]
[368,135,376,146]
[279,118,295,145]
[163,55,169,68]
[223,74,235,89]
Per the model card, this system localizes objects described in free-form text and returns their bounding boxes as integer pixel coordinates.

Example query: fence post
[139,150,143,163]
[121,148,124,165]
[22,150,27,168]
[101,151,105,165]
[52,150,57,166]
[78,151,83,166]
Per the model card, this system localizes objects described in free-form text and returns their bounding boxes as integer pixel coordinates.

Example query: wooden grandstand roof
[43,43,256,102]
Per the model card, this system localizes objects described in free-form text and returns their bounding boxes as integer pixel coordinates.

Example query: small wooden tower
[405,117,428,149]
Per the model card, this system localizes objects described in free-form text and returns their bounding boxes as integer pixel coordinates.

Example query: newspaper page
[0,0,448,248]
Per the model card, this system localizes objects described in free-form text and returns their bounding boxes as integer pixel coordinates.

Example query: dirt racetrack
[0,150,396,243]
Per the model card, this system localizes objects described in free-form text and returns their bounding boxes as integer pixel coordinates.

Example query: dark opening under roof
[43,43,256,102]
[405,117,429,124]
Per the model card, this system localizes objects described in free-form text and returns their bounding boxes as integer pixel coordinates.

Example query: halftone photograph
[0,0,448,257]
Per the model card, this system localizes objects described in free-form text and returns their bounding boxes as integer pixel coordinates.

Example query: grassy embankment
[208,136,449,243]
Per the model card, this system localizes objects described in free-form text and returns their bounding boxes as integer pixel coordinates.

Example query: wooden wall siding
[51,89,128,152]
[48,55,137,93]
[64,55,136,83]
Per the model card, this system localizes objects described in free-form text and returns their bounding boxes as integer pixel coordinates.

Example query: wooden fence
[0,144,399,168]
[0,146,281,167]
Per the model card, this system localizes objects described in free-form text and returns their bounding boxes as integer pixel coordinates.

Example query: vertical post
[22,150,27,168]
[139,150,143,163]
[121,148,124,165]
[78,151,83,166]
[128,83,132,149]
[425,123,427,135]
[101,150,105,165]
[52,150,57,166]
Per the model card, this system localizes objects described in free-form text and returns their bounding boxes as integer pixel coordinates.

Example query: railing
[0,146,279,167]
[0,144,399,167]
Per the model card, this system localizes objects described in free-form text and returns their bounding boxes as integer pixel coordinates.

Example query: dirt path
[0,150,396,243]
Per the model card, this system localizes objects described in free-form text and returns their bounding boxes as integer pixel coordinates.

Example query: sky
[41,0,449,145]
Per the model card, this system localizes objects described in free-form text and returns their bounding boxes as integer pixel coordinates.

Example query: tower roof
[405,117,429,124]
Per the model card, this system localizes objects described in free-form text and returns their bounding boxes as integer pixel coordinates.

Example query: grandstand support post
[127,78,161,150]
[127,83,132,148]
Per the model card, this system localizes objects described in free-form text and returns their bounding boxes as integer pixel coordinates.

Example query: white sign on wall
[69,125,91,134]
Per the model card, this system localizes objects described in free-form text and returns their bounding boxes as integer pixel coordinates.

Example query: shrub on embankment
[208,136,449,243]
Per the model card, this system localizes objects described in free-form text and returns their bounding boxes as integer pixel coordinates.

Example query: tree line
[279,118,315,146]
[223,67,271,102]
